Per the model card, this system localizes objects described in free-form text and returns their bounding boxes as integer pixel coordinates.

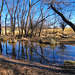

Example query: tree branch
[50,5,75,32]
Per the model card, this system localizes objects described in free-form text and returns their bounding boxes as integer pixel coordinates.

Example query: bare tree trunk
[0,0,4,35]
[25,0,40,37]
[21,21,24,37]
[50,5,75,32]
[17,14,20,36]
[13,0,20,36]
[11,16,14,35]
[0,12,1,35]
[5,14,8,35]
[30,15,33,38]
[21,14,24,37]
[39,5,44,37]
[13,15,16,36]
[25,0,31,37]
[5,0,20,36]
[39,21,43,37]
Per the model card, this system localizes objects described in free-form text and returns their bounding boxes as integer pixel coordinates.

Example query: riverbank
[0,35,75,75]
[0,34,75,45]
[0,55,75,75]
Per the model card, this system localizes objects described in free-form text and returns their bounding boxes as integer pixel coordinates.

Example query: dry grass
[1,27,74,36]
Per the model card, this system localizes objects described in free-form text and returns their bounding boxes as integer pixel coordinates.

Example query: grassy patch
[64,60,75,64]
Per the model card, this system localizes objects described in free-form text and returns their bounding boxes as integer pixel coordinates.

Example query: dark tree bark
[50,5,75,32]
[5,14,8,35]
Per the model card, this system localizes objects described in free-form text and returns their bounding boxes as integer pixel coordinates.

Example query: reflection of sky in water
[0,41,75,65]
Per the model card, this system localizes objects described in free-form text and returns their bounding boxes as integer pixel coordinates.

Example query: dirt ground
[0,55,75,75]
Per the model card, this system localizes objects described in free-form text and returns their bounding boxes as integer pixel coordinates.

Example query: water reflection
[0,40,75,65]
[0,41,2,55]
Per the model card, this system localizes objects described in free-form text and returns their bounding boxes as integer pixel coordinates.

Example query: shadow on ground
[0,57,75,75]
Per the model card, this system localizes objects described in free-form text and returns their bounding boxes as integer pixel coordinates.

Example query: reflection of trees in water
[1,40,72,65]
[0,41,51,64]
[49,45,57,64]
[6,41,7,55]
[57,44,67,55]
[8,42,17,59]
[17,41,20,59]
[12,43,16,59]
[0,40,8,55]
[0,40,7,55]
[59,44,66,50]
[32,43,50,64]
[21,42,25,60]
[0,41,2,54]
[24,42,29,61]
[29,42,33,62]
[39,45,43,63]
[56,44,71,62]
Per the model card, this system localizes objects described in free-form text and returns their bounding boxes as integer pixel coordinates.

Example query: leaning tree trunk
[50,5,75,32]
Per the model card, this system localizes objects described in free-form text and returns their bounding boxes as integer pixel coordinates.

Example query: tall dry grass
[1,27,74,36]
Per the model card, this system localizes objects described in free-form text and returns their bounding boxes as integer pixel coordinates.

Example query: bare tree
[43,0,75,32]
[21,0,27,37]
[25,0,40,37]
[50,4,75,32]
[25,0,31,37]
[5,0,20,35]
[0,0,4,35]
[39,3,44,37]
[29,6,37,37]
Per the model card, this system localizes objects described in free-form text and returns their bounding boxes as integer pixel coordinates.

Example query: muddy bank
[58,38,75,45]
[0,55,75,75]
[1,35,75,45]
